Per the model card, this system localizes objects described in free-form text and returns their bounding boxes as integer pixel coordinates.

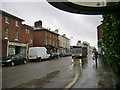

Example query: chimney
[54,29,58,34]
[78,40,81,43]
[63,34,66,37]
[34,20,42,27]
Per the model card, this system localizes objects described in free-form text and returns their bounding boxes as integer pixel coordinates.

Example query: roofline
[1,10,25,21]
[34,28,59,36]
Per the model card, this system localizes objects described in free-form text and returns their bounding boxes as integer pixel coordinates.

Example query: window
[16,21,19,27]
[50,40,51,45]
[53,35,55,38]
[30,39,33,44]
[46,38,48,45]
[5,17,9,24]
[4,28,8,39]
[46,32,48,37]
[53,40,54,46]
[56,43,57,47]
[15,30,18,40]
[26,29,30,34]
[50,34,51,37]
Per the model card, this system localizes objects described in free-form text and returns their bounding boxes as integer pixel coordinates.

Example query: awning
[44,45,58,49]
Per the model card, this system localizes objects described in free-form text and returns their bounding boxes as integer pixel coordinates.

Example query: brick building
[97,24,103,41]
[1,10,33,59]
[33,20,59,53]
[97,24,103,54]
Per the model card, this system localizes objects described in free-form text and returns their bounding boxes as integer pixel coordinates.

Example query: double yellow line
[64,61,80,90]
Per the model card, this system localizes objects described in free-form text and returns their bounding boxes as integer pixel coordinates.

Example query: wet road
[3,52,118,88]
[2,56,75,88]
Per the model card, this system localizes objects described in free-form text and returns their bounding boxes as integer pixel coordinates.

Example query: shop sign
[8,42,27,47]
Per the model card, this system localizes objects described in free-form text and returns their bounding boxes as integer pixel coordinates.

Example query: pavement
[72,53,120,88]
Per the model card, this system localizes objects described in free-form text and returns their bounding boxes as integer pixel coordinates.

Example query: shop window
[4,28,8,39]
[15,30,18,41]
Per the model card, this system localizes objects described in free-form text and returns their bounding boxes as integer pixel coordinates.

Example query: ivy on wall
[102,12,120,75]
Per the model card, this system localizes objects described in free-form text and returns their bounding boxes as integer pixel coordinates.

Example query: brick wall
[33,29,59,47]
[2,14,23,42]
[97,24,103,41]
[21,24,33,47]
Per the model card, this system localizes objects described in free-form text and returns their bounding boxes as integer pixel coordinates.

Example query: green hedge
[102,12,120,75]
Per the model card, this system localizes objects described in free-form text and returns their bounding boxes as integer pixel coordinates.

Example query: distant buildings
[58,34,70,56]
[1,10,71,59]
[33,20,59,53]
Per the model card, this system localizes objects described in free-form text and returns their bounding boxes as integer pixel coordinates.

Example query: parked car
[2,54,27,66]
[28,47,50,61]
[50,52,59,59]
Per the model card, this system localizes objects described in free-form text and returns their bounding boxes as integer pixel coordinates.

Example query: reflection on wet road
[2,56,76,88]
[72,53,99,88]
[3,52,117,88]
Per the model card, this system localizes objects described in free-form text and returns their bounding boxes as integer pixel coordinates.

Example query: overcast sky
[1,0,103,48]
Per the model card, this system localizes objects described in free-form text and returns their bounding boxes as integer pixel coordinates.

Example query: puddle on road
[13,70,60,88]
[71,58,88,69]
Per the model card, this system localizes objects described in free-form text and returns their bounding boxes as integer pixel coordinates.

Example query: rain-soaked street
[2,56,75,88]
[2,52,119,89]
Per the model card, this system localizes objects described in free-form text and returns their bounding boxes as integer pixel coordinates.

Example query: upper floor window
[50,39,51,45]
[26,29,30,34]
[53,40,55,46]
[53,35,55,38]
[16,20,19,27]
[46,32,48,37]
[5,17,9,24]
[46,38,48,45]
[4,28,8,39]
[50,34,51,37]
[15,30,18,41]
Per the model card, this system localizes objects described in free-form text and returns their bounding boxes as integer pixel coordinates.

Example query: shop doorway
[15,46,21,54]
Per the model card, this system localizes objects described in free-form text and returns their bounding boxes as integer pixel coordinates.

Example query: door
[15,46,21,54]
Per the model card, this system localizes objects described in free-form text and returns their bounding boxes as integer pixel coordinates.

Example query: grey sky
[1,1,103,48]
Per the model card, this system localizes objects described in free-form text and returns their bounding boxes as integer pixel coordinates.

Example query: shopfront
[8,41,27,57]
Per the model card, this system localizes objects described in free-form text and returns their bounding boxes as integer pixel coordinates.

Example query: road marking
[20,80,33,86]
[19,76,43,87]
[64,61,79,90]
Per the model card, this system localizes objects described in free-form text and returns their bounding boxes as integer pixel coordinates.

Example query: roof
[1,10,24,21]
[33,26,59,36]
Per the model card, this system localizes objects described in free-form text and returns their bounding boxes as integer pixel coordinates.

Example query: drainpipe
[7,40,9,57]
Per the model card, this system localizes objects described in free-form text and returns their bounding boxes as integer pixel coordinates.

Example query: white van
[28,47,50,61]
